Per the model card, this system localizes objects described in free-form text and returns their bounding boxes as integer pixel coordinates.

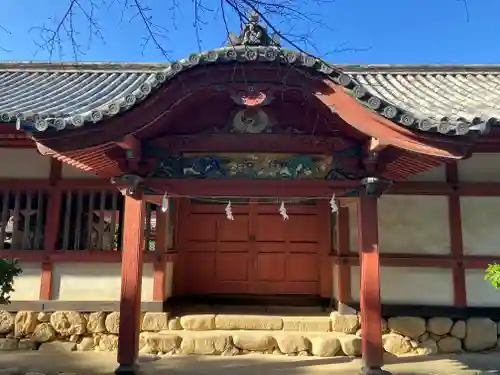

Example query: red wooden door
[251,203,321,295]
[178,200,251,294]
[177,199,325,296]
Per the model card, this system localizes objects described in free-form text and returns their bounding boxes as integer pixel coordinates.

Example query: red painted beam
[330,254,500,269]
[57,179,115,190]
[387,182,453,195]
[0,250,176,263]
[1,178,500,197]
[145,179,361,198]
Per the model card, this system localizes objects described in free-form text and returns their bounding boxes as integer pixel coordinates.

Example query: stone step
[166,312,358,333]
[138,329,355,357]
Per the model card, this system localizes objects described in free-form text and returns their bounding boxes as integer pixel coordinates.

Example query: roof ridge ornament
[227,11,280,47]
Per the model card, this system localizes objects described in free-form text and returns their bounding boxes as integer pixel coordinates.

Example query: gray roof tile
[0,48,497,138]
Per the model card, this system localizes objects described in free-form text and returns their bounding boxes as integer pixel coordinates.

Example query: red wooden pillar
[446,163,467,306]
[115,192,146,375]
[40,159,62,300]
[358,191,385,374]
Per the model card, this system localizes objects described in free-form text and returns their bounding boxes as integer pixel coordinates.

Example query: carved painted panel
[148,151,361,180]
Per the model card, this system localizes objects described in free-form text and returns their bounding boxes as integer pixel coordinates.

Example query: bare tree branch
[0,23,12,53]
[457,0,470,22]
[3,0,358,62]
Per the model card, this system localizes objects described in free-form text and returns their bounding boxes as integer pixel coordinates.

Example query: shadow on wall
[0,352,500,375]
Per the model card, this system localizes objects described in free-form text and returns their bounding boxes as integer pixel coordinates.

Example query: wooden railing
[0,188,48,251]
[58,189,123,251]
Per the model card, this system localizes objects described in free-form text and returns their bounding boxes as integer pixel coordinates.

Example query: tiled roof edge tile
[1,47,494,137]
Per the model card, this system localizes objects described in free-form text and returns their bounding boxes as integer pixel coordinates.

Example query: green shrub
[485,263,500,289]
[0,259,22,304]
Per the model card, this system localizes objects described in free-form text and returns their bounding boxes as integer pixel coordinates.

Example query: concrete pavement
[0,351,499,375]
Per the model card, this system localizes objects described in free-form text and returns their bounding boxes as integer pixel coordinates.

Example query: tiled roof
[0,48,497,137]
[348,65,500,128]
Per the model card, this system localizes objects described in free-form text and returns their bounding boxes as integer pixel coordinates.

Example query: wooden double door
[176,199,331,296]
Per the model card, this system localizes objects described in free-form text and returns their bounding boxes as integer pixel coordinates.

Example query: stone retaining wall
[0,310,499,357]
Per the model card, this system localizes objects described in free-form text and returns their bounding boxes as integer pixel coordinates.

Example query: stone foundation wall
[0,310,499,357]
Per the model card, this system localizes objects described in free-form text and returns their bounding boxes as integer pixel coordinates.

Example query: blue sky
[1,0,499,64]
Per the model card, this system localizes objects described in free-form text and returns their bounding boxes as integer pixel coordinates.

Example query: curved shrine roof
[0,51,497,139]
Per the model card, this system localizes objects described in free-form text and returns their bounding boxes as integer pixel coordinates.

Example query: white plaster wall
[0,149,50,178]
[52,263,155,301]
[61,164,100,179]
[407,165,446,182]
[461,197,500,256]
[377,196,450,255]
[10,262,42,301]
[351,266,454,305]
[458,153,500,182]
[466,269,500,307]
[347,203,358,252]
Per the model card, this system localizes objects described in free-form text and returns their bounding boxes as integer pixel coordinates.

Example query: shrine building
[3,16,500,375]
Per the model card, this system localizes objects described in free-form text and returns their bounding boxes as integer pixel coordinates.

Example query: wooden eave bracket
[362,137,388,175]
[115,134,142,171]
[111,174,144,197]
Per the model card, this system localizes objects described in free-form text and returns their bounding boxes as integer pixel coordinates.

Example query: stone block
[382,333,412,356]
[50,311,86,336]
[282,316,330,332]
[274,333,309,354]
[142,333,181,353]
[427,317,453,336]
[339,335,361,356]
[330,312,359,334]
[32,323,55,343]
[142,313,169,331]
[232,333,276,351]
[464,318,497,352]
[215,314,283,330]
[98,334,119,351]
[310,336,341,357]
[387,316,426,339]
[180,314,215,331]
[14,311,38,337]
[437,336,462,353]
[37,312,51,323]
[450,320,466,339]
[416,339,438,355]
[418,332,430,342]
[87,312,106,333]
[180,333,230,355]
[0,310,14,334]
[168,317,182,330]
[105,312,120,334]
